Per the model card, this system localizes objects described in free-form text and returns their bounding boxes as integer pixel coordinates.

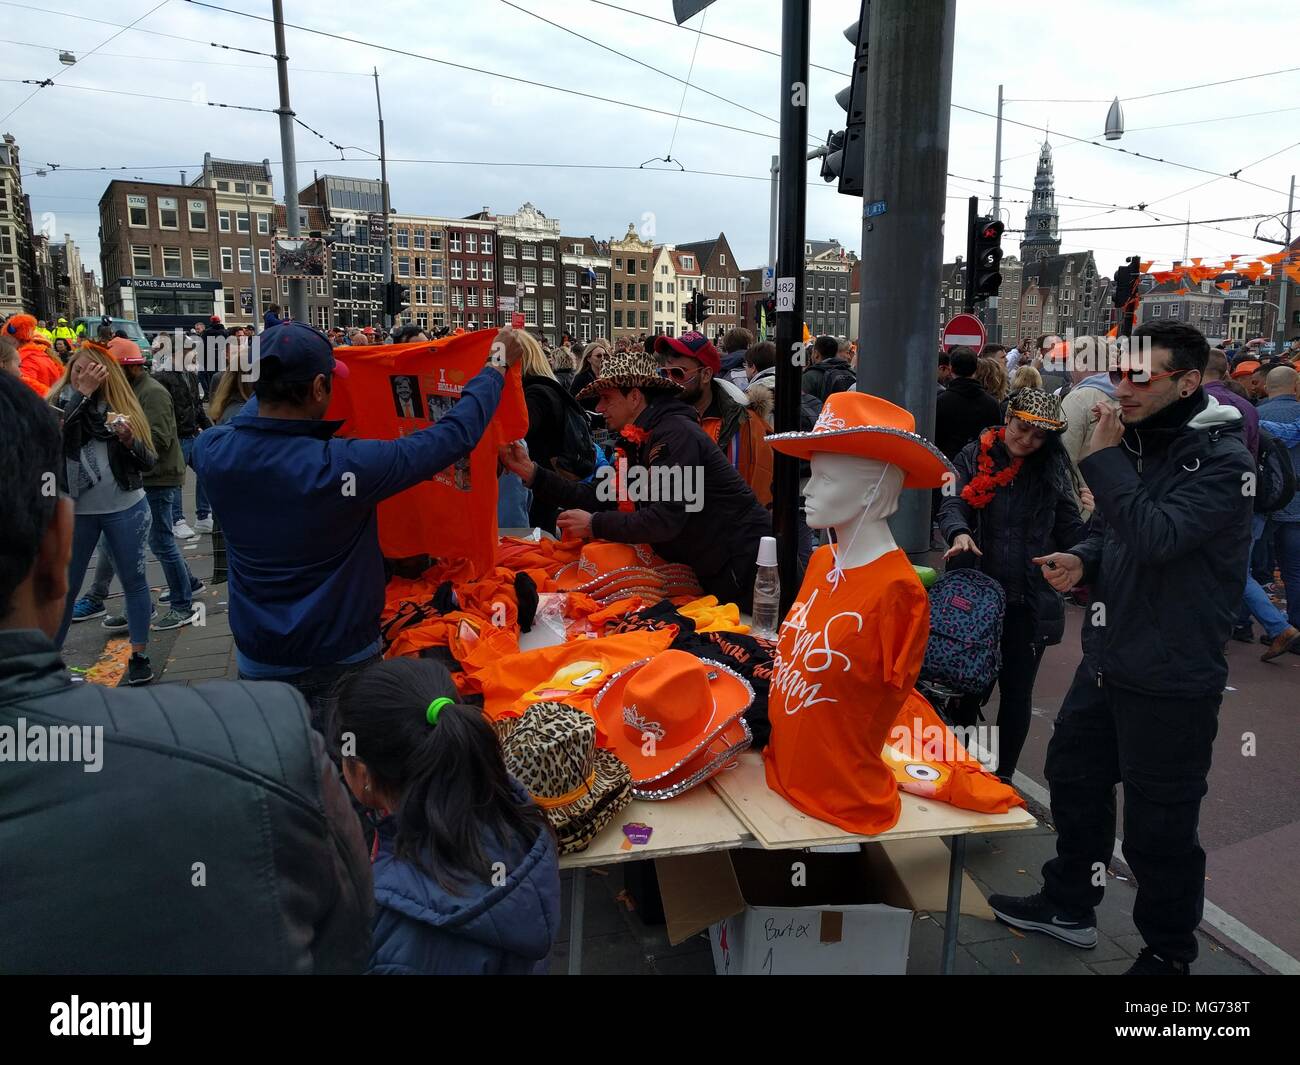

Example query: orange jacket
[18,341,62,395]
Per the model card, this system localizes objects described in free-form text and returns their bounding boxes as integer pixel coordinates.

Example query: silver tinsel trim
[767,424,956,474]
[632,719,753,801]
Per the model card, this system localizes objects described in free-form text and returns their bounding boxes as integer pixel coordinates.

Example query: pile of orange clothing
[381,560,526,662]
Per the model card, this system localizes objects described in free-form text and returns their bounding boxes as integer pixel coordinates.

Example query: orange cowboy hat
[591,650,753,786]
[552,541,703,601]
[1230,360,1261,378]
[767,390,954,488]
[632,716,752,800]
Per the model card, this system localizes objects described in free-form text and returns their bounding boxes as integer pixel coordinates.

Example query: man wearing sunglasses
[990,321,1254,975]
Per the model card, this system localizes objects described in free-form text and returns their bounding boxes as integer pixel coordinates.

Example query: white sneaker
[172,520,198,539]
[193,517,214,534]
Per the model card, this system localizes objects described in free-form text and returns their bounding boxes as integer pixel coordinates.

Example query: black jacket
[802,356,856,401]
[530,398,772,604]
[935,376,1003,460]
[54,390,157,494]
[1072,390,1253,697]
[939,434,1086,644]
[0,629,373,974]
[155,368,213,438]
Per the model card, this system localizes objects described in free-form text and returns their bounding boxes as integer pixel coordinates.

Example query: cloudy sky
[7,0,1299,286]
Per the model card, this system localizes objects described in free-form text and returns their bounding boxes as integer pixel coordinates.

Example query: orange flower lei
[620,425,649,446]
[959,428,1022,509]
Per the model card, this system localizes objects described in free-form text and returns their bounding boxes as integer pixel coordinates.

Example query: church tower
[1020,140,1061,267]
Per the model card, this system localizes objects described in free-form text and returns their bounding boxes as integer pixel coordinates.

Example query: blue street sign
[866,200,887,218]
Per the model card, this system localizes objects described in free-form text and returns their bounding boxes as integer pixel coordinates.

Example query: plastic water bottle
[750,536,781,640]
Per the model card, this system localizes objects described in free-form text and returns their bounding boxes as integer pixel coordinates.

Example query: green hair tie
[426,697,453,726]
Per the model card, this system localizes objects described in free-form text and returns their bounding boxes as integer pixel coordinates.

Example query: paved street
[56,473,1280,976]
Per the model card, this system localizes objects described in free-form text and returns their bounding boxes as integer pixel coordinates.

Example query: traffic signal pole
[271,0,307,324]
[855,0,956,555]
[772,0,810,613]
[374,68,393,330]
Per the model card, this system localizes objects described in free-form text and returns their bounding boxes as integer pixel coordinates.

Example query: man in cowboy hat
[991,321,1254,975]
[500,345,772,608]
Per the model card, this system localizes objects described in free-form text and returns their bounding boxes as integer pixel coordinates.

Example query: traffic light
[964,199,1004,309]
[1113,255,1142,338]
[821,2,869,196]
[684,290,709,328]
[384,279,409,319]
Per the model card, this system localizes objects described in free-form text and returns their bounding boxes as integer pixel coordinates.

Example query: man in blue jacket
[194,322,523,721]
[1257,364,1300,639]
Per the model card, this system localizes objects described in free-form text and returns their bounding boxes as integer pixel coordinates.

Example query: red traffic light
[981,222,1004,241]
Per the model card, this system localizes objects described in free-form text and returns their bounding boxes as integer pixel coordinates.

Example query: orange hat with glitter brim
[767,390,954,488]
[591,650,753,785]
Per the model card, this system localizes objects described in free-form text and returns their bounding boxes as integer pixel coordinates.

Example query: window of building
[596,272,606,289]
[504,264,516,284]
[614,282,623,301]
[412,230,425,250]
[431,285,445,305]
[467,290,479,308]
[257,214,270,235]
[728,277,737,292]
[655,299,663,313]
[451,260,463,280]
[238,247,252,273]
[639,311,648,328]
[156,197,178,229]
[414,284,427,304]
[396,229,409,248]
[543,246,555,261]
[467,261,478,281]
[224,291,236,316]
[627,258,637,276]
[565,292,577,310]
[259,249,271,274]
[1168,304,1179,318]
[234,181,249,194]
[481,235,493,255]
[215,209,231,233]
[415,257,426,277]
[615,258,624,271]
[131,245,152,275]
[639,285,648,302]
[614,309,623,328]
[543,299,555,325]
[482,288,493,308]
[522,266,537,284]
[1152,305,1162,317]
[523,297,538,325]
[566,314,577,335]
[449,233,462,253]
[398,256,411,277]
[654,281,663,294]
[187,199,207,230]
[431,260,444,279]
[217,180,230,192]
[565,269,577,287]
[482,261,493,281]
[430,233,443,252]
[522,244,537,260]
[316,277,327,297]
[191,248,212,278]
[595,292,606,311]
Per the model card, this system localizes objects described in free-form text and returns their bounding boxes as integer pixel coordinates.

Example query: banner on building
[273,238,327,278]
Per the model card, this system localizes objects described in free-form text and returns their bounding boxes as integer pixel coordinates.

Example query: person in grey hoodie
[1059,343,1119,517]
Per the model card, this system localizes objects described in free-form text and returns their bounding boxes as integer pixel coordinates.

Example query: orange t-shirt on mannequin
[764,544,929,835]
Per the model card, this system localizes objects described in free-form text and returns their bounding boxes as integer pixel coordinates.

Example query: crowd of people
[2,300,1295,976]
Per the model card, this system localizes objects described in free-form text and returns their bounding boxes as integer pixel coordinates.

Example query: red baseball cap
[655,330,720,374]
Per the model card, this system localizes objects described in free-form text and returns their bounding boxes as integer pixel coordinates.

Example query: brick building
[675,232,741,341]
[609,223,655,340]
[560,235,610,343]
[300,174,387,329]
[98,178,221,333]
[390,213,451,333]
[191,155,276,328]
[445,213,498,334]
[0,133,39,316]
[486,203,558,343]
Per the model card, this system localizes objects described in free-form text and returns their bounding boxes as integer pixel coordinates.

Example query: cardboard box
[656,837,992,976]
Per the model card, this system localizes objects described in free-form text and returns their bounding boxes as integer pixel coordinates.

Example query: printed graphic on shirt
[390,374,424,420]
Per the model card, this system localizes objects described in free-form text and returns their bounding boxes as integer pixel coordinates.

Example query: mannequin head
[803,453,904,529]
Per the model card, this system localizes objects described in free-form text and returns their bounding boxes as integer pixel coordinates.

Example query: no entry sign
[941,313,987,354]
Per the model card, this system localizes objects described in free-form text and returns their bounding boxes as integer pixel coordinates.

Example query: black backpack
[1254,428,1297,514]
[526,377,596,481]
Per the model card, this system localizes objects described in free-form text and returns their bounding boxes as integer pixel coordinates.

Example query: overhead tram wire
[0,0,171,123]
[0,32,369,74]
[0,0,275,55]
[179,0,781,144]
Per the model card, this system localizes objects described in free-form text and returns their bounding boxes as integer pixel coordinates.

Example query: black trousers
[1042,661,1220,964]
[956,601,1043,779]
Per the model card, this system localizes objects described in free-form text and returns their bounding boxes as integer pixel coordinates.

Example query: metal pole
[1276,174,1295,347]
[245,187,258,332]
[856,0,956,555]
[988,84,1003,343]
[768,153,779,272]
[772,0,811,614]
[375,67,393,331]
[271,0,307,324]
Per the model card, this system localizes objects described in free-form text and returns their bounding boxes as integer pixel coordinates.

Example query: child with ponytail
[332,657,561,974]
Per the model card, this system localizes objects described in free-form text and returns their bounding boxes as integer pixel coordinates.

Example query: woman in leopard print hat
[937,386,1085,782]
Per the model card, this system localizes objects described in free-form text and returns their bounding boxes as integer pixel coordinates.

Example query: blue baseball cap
[254,321,349,382]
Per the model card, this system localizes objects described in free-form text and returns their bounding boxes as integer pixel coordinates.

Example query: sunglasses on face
[657,365,700,383]
[1108,367,1188,388]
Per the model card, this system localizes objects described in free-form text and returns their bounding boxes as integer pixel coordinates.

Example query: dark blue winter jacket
[192,367,504,668]
[368,792,561,975]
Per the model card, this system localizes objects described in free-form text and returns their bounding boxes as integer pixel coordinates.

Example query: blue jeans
[1242,514,1289,638]
[497,471,533,528]
[86,488,198,611]
[176,436,210,522]
[1275,520,1300,630]
[58,497,153,648]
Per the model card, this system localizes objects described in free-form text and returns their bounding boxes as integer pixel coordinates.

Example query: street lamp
[58,51,76,66]
[1250,300,1284,348]
[1104,97,1124,140]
